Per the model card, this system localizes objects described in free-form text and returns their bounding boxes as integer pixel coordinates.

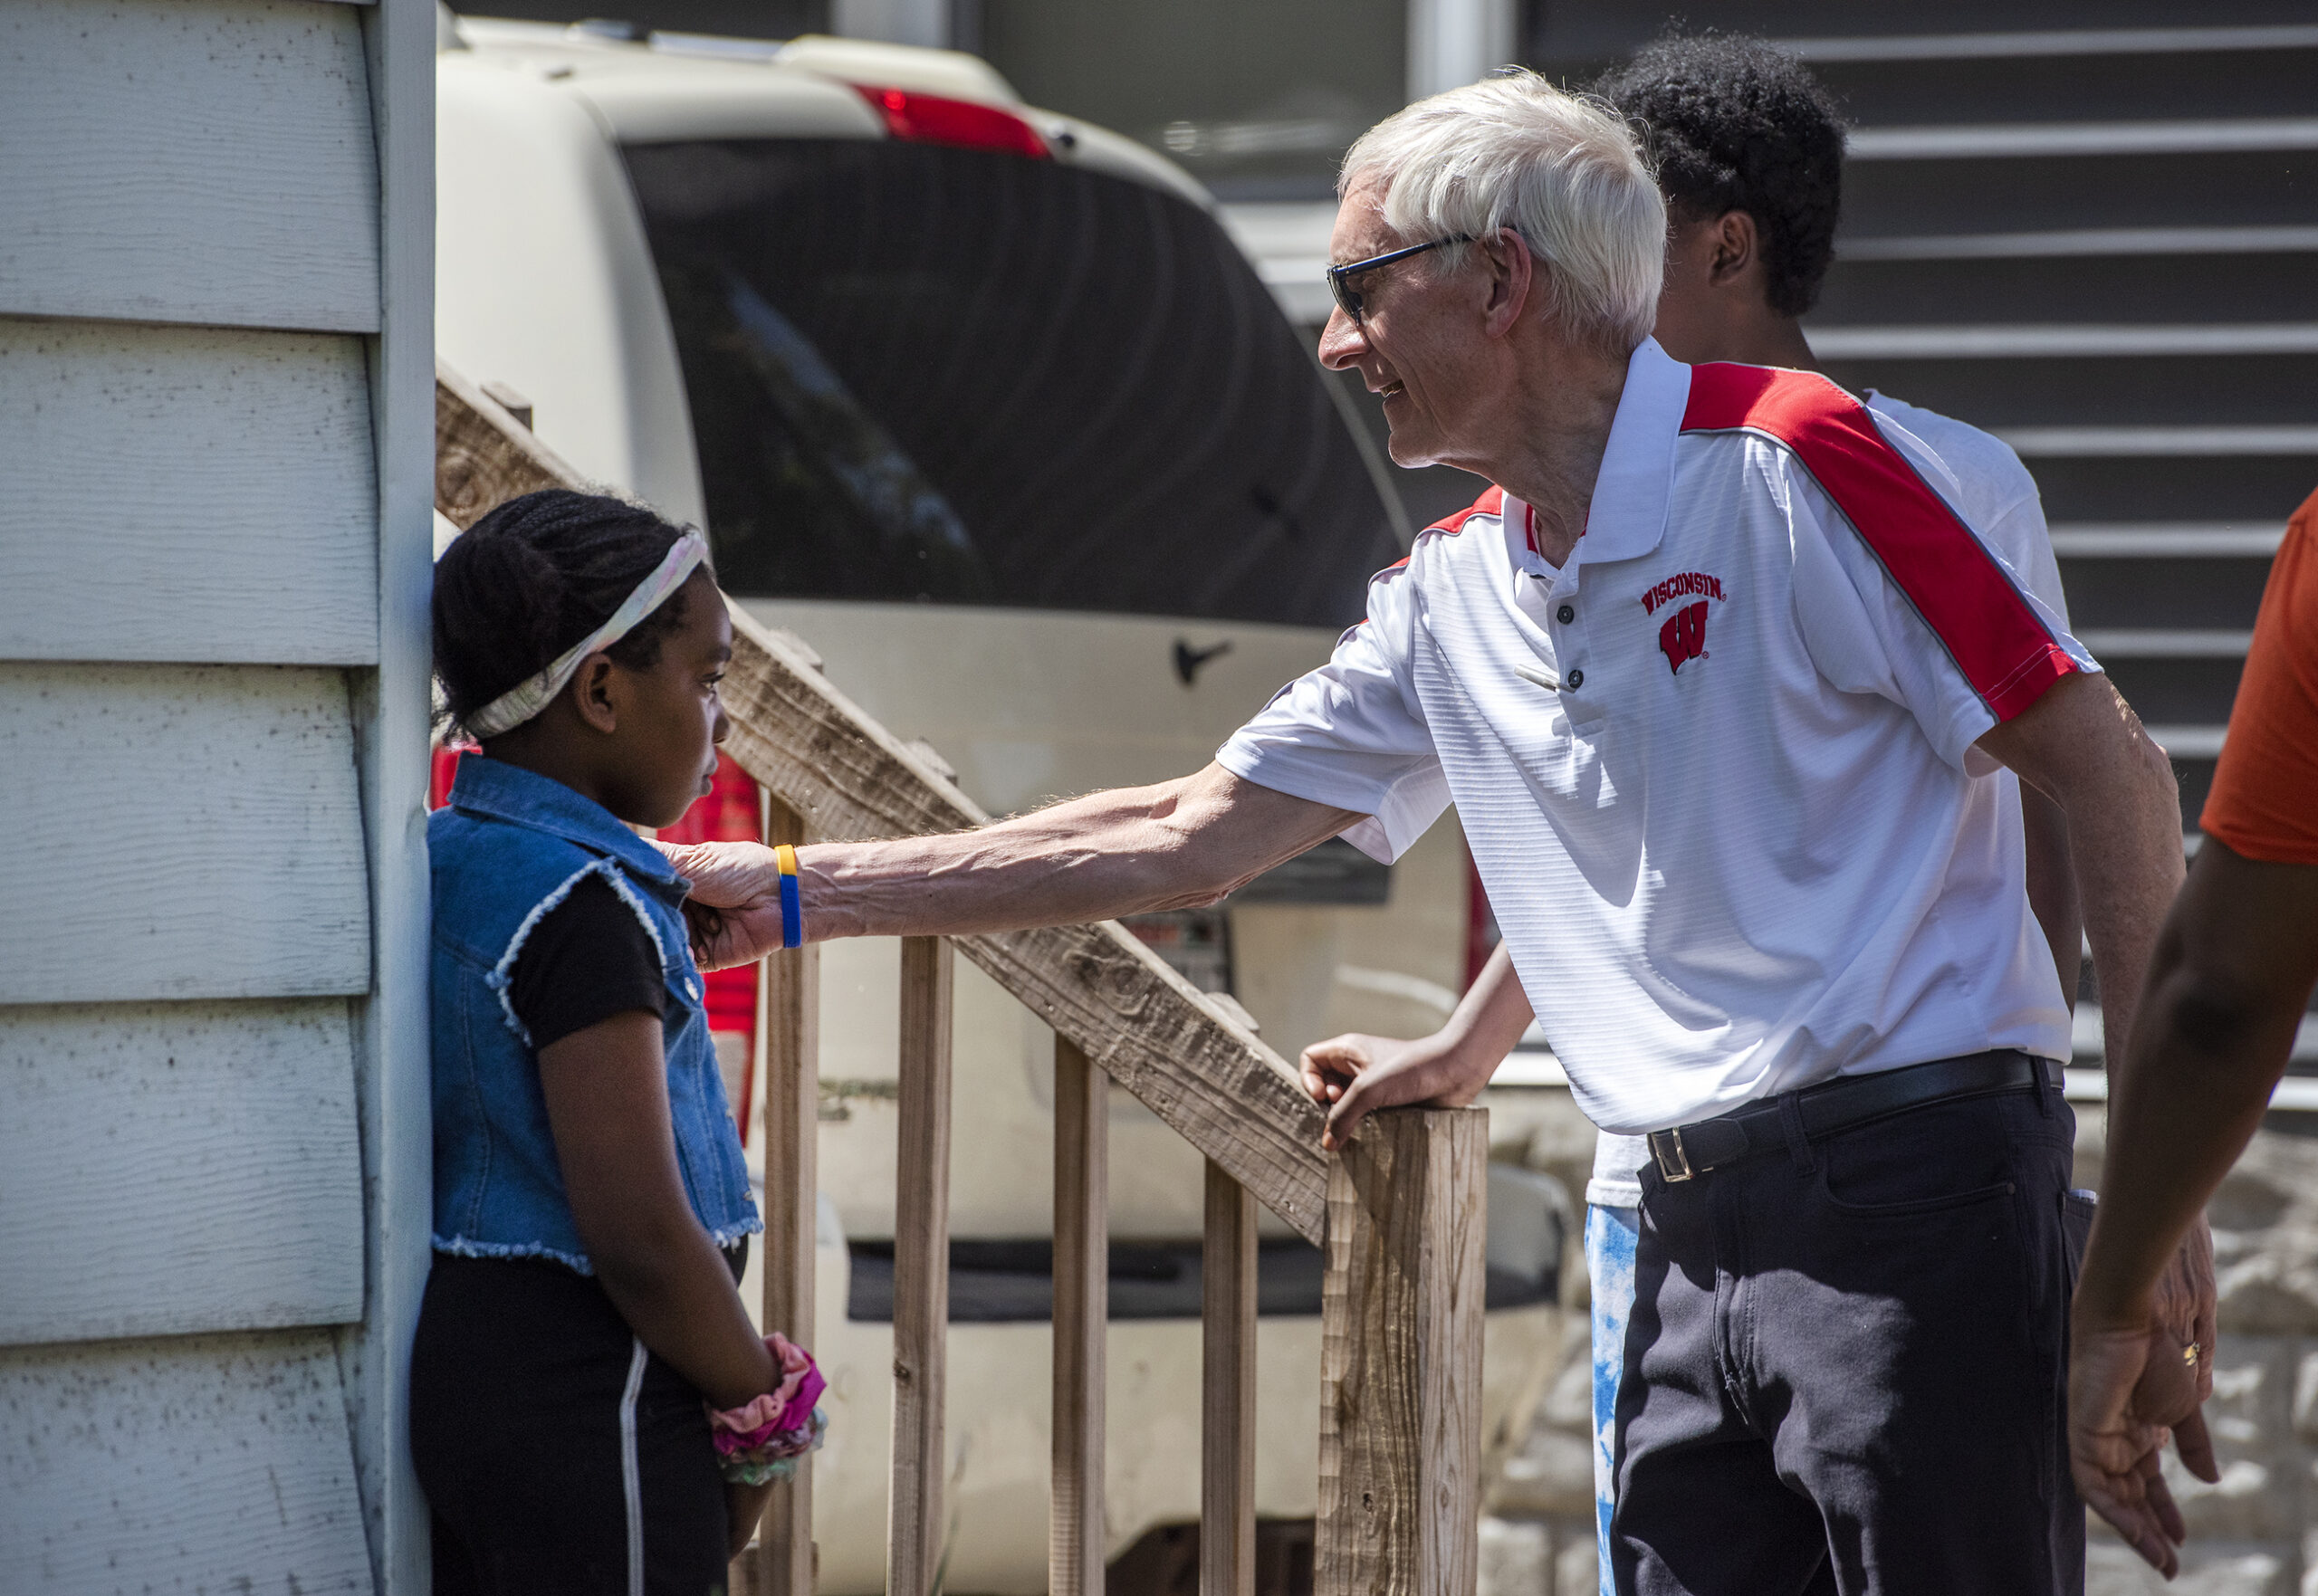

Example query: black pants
[410,1253,733,1596]
[1611,1085,2094,1595]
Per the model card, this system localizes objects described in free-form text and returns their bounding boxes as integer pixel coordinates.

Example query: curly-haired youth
[433,489,701,739]
[1593,34,1846,317]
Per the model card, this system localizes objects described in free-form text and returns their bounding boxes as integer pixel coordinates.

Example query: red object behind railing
[1465,849,1499,992]
[852,83,1050,158]
[428,745,767,1135]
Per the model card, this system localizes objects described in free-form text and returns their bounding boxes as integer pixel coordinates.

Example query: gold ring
[2185,1343,2201,1367]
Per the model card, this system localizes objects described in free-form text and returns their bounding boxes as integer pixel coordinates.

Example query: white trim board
[1779,24,2318,62]
[1839,225,2318,262]
[2048,525,2284,558]
[1996,426,2318,458]
[1848,118,2318,161]
[343,0,442,1583]
[2077,629,2250,658]
[1810,323,2318,358]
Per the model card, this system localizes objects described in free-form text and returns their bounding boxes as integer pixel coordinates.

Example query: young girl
[415,489,819,1595]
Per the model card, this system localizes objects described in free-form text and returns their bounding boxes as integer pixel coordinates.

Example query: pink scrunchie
[708,1333,825,1451]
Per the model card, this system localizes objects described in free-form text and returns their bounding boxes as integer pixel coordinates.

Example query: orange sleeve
[2200,486,2318,865]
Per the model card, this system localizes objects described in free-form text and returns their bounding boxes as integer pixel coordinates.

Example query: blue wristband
[775,844,802,951]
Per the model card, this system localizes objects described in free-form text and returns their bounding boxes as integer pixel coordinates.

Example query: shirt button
[1566,668,1585,689]
[1557,604,1575,625]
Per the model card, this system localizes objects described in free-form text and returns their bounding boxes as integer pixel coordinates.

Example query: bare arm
[671,762,1359,965]
[1974,670,2183,1084]
[2068,842,2318,1570]
[2020,786,2084,1001]
[1298,937,1536,1150]
[539,1011,778,1411]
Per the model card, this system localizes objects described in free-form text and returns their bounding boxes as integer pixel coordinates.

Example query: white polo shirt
[1217,339,2089,1144]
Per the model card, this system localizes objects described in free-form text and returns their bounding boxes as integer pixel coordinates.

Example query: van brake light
[854,84,1049,158]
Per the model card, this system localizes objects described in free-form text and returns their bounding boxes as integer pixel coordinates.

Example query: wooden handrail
[434,361,1330,1243]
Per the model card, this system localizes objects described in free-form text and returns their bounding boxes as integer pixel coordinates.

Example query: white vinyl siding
[0,0,381,331]
[0,320,379,664]
[0,1333,374,1593]
[0,1000,364,1346]
[0,664,373,1002]
[0,0,431,1583]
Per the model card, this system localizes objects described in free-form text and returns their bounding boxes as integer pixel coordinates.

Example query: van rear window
[621,139,1403,628]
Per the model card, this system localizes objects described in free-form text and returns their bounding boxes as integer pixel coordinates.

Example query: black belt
[1645,1049,2061,1183]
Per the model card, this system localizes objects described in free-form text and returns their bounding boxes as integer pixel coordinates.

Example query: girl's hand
[725,1480,776,1562]
[1298,1031,1492,1152]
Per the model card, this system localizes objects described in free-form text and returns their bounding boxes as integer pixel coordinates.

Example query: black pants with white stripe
[412,1251,735,1596]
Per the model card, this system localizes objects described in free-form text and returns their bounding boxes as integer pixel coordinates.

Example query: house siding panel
[0,1000,365,1346]
[0,320,378,664]
[0,0,381,331]
[0,1331,373,1594]
[0,664,371,1004]
[0,0,430,1580]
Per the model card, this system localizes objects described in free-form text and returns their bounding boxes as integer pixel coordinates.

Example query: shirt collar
[1576,337,1691,566]
[447,753,686,890]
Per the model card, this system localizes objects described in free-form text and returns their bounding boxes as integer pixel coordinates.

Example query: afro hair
[1592,33,1846,317]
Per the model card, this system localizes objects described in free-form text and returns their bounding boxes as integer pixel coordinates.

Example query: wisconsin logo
[1641,571,1725,675]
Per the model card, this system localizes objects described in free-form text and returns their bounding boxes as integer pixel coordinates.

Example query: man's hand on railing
[1299,1032,1499,1152]
[1300,941,1537,1150]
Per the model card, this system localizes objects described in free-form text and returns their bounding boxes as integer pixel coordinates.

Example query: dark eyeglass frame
[1326,234,1475,325]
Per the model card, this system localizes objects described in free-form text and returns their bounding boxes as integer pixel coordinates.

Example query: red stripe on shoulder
[1421,483,1504,540]
[1681,362,2076,721]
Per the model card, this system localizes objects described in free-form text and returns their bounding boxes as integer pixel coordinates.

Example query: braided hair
[1593,34,1846,317]
[434,489,700,739]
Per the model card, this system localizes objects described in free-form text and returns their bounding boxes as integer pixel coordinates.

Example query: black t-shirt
[509,873,666,1050]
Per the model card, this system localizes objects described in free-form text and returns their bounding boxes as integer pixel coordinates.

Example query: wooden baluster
[1050,1037,1108,1596]
[889,936,954,1596]
[745,794,819,1596]
[1202,1159,1258,1596]
[1317,1108,1488,1596]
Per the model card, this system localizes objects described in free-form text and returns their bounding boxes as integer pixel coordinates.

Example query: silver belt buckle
[1652,1127,1695,1183]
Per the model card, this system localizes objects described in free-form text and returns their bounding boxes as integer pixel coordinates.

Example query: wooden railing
[436,361,1488,1596]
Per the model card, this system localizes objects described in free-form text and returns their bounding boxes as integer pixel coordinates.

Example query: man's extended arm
[670,762,1360,963]
[2067,841,2318,1572]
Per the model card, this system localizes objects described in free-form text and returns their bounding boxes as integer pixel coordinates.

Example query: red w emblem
[1659,599,1710,674]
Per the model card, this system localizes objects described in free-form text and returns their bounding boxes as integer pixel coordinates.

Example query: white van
[436,21,1563,1590]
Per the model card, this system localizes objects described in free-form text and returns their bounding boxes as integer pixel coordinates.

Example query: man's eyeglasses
[1326,235,1474,325]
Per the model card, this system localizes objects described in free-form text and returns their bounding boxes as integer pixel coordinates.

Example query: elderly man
[1298,37,2217,1593]
[679,74,2188,1594]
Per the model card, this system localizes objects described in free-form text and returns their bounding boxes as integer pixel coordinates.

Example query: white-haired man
[675,74,2190,1593]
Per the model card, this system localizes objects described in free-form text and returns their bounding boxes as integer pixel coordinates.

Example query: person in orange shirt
[2070,484,2318,1574]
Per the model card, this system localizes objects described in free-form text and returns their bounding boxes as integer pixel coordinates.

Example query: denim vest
[430,756,759,1272]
